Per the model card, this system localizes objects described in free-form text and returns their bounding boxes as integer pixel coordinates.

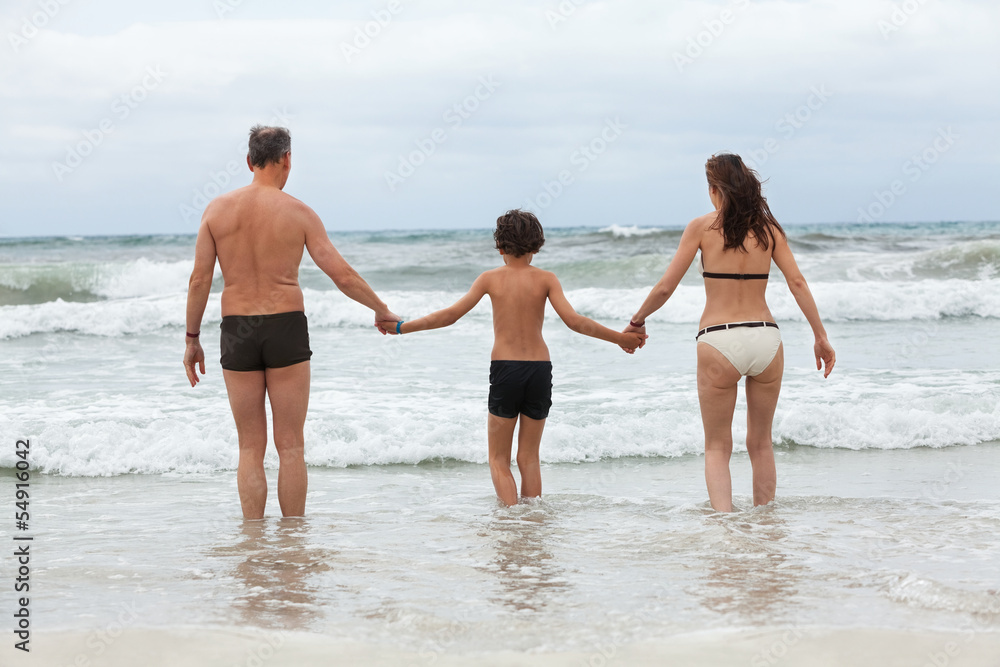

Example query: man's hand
[184,341,206,387]
[620,324,647,353]
[377,319,402,335]
[374,310,400,335]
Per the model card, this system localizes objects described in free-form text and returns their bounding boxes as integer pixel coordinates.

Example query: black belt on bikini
[696,321,779,340]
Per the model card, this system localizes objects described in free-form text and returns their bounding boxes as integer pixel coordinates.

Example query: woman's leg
[745,344,783,506]
[697,343,742,512]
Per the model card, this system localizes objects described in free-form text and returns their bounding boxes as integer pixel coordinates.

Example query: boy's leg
[488,414,518,506]
[515,415,545,499]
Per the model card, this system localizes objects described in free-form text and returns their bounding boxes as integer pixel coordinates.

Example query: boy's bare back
[480,261,554,362]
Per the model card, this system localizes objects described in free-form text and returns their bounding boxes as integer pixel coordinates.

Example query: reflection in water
[481,504,570,612]
[209,518,333,630]
[696,506,806,623]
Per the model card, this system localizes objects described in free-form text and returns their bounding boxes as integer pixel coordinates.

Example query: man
[183,125,397,519]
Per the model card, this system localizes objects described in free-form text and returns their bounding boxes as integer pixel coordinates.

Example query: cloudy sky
[0,0,997,237]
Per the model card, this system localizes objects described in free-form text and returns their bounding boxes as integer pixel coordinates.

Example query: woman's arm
[771,233,836,377]
[378,274,489,335]
[629,217,703,326]
[546,273,647,352]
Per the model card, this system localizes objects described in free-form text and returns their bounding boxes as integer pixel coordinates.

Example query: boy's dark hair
[248,125,291,168]
[494,209,545,257]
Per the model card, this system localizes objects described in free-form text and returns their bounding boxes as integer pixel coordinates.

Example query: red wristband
[629,320,645,328]
[186,332,200,338]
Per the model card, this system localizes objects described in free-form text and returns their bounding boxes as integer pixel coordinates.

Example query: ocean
[1,221,998,665]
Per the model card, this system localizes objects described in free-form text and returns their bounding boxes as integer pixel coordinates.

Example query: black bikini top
[700,254,769,280]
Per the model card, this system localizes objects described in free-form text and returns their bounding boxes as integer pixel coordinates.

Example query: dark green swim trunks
[220,311,312,372]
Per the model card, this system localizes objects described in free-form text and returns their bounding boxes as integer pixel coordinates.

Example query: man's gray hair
[248,125,291,168]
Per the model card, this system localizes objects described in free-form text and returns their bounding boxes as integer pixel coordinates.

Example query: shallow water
[8,445,999,654]
[2,222,999,660]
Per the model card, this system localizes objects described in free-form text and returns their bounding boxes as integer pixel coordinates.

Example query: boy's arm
[380,274,489,335]
[546,273,647,353]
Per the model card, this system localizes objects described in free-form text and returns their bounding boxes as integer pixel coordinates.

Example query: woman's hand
[619,328,648,354]
[619,324,646,353]
[814,338,836,378]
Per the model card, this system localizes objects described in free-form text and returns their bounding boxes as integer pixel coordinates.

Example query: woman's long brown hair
[705,153,785,252]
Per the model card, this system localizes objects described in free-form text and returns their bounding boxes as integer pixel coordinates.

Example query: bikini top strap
[700,252,769,280]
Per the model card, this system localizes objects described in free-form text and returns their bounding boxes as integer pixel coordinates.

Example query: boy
[377,210,647,505]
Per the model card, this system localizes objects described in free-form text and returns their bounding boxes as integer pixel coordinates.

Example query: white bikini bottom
[697,322,782,377]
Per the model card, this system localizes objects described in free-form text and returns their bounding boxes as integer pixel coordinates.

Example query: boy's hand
[619,332,648,354]
[376,319,401,335]
[620,324,647,353]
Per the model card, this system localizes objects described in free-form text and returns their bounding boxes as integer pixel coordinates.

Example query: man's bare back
[206,184,311,317]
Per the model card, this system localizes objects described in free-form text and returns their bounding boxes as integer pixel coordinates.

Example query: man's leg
[488,414,518,506]
[223,370,268,519]
[265,361,310,517]
[515,415,545,499]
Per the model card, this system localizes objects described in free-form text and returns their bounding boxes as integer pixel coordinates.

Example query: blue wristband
[396,320,403,334]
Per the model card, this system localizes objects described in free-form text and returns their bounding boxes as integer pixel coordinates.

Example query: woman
[625,153,835,511]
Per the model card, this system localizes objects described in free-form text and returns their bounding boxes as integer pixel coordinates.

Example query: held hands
[815,337,836,378]
[374,309,401,335]
[619,323,648,354]
[376,319,402,335]
[183,340,206,387]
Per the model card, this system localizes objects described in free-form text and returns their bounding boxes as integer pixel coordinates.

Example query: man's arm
[184,217,217,387]
[303,210,398,324]
[379,274,489,335]
[545,273,647,353]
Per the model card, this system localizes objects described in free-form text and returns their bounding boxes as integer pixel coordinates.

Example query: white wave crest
[1,369,996,475]
[598,225,666,238]
[2,278,997,340]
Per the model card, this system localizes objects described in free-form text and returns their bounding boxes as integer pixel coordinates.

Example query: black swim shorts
[488,360,553,420]
[219,311,312,372]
